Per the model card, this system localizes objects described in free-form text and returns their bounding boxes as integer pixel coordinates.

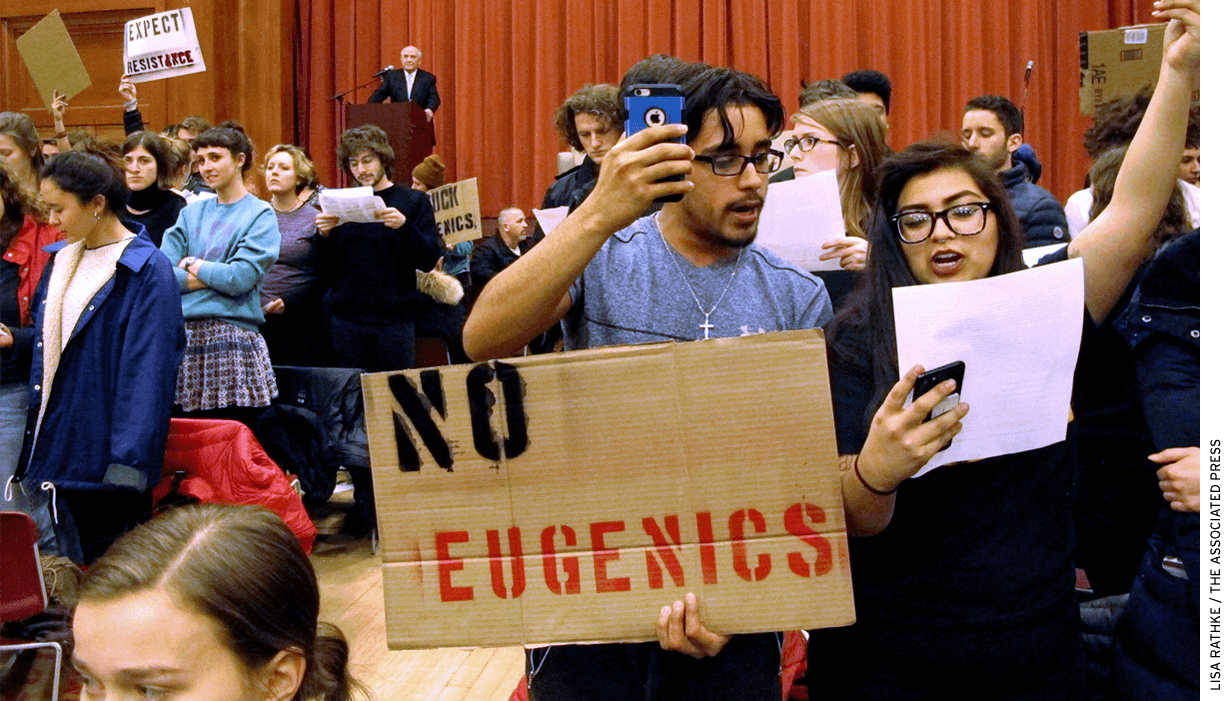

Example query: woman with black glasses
[807,4,1199,698]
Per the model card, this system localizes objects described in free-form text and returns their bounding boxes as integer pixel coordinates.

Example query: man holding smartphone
[465,63,832,701]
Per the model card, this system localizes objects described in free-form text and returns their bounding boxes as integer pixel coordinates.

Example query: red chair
[0,511,62,700]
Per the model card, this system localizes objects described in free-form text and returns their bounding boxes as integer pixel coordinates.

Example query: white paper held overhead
[532,206,570,236]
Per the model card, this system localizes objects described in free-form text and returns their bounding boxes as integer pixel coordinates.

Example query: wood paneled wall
[0,0,294,161]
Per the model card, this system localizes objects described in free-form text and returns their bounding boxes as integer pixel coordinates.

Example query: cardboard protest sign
[1079,23,1199,116]
[426,178,483,245]
[15,11,91,108]
[363,330,854,649]
[123,9,206,84]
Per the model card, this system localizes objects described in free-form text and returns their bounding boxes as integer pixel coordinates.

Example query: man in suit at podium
[368,45,441,122]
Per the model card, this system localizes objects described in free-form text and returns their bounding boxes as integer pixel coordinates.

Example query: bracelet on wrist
[54,131,67,139]
[124,100,138,111]
[853,454,897,496]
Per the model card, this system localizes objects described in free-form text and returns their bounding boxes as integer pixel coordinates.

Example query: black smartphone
[911,360,965,422]
[624,83,685,203]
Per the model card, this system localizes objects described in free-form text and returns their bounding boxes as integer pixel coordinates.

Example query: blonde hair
[793,98,889,239]
[264,144,318,193]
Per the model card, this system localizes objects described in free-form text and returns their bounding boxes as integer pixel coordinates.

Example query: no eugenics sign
[362,330,854,649]
[123,9,206,83]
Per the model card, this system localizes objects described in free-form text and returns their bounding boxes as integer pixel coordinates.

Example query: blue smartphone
[624,83,685,203]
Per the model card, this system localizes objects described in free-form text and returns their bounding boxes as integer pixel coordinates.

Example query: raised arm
[462,125,693,360]
[119,78,145,135]
[1071,0,1199,323]
[50,91,69,153]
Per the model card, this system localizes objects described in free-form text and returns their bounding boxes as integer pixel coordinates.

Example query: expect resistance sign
[363,330,854,649]
[123,9,206,83]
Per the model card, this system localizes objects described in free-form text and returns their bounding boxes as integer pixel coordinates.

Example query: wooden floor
[312,496,524,701]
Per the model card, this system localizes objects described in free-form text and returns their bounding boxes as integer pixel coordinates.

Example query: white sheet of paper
[319,186,384,224]
[756,171,847,272]
[532,206,570,236]
[892,258,1085,476]
[1022,242,1067,267]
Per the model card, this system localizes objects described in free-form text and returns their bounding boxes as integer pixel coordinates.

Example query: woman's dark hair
[79,504,360,701]
[0,162,45,250]
[122,131,175,187]
[41,148,130,216]
[336,124,395,177]
[679,66,785,146]
[827,137,1024,421]
[841,69,893,113]
[193,121,255,174]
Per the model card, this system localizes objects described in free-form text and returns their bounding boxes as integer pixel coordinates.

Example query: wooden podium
[344,103,434,187]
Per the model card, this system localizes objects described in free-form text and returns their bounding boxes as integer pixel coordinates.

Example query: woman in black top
[122,131,186,247]
[809,5,1198,698]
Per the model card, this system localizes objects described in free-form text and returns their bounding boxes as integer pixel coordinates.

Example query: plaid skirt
[176,319,278,411]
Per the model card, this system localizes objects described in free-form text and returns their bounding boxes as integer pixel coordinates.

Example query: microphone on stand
[372,66,396,78]
[1022,60,1034,108]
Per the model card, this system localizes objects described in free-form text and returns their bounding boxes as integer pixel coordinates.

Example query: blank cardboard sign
[15,11,91,108]
[363,330,855,649]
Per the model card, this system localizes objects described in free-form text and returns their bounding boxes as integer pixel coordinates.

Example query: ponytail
[296,623,365,701]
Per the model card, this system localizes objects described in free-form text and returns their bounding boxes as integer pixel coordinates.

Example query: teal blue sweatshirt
[160,194,280,331]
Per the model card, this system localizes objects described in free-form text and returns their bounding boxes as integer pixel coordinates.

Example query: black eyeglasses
[694,150,784,177]
[782,135,843,155]
[891,202,992,244]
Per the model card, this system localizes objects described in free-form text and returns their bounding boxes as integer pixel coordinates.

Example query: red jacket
[155,419,317,553]
[5,215,61,325]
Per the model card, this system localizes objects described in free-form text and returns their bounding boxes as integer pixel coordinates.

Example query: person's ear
[846,145,860,170]
[259,649,306,701]
[92,194,108,218]
[236,152,247,170]
[1006,133,1023,154]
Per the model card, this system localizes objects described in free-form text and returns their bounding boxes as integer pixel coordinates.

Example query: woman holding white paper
[811,2,1199,698]
[784,98,888,312]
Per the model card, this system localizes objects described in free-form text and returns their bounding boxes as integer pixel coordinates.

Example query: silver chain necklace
[657,218,743,340]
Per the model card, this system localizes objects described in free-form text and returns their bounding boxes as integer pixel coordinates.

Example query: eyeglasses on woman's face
[891,202,992,244]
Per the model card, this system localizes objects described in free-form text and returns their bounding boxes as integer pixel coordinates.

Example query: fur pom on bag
[417,269,465,305]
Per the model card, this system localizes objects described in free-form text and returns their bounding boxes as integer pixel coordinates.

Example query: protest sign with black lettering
[123,9,206,83]
[426,178,483,245]
[363,330,854,649]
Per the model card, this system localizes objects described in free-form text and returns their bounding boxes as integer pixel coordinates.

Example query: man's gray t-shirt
[565,214,832,349]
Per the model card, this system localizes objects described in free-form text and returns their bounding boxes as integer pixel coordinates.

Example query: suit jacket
[470,235,532,299]
[368,69,441,111]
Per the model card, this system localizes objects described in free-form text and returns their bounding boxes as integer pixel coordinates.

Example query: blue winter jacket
[1001,161,1070,249]
[15,231,186,492]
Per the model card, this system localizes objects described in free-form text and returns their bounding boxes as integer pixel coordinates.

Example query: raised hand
[1156,0,1200,74]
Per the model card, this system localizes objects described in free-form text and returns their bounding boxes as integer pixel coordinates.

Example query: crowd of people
[0,1,1202,700]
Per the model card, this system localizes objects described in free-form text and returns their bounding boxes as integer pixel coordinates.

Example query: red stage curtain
[297,0,1161,216]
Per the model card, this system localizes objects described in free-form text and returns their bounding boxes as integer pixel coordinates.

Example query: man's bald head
[401,46,423,71]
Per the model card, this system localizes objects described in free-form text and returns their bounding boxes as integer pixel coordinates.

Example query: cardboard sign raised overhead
[123,9,206,83]
[1079,23,1199,116]
[363,330,854,649]
[15,11,91,109]
[426,178,482,245]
